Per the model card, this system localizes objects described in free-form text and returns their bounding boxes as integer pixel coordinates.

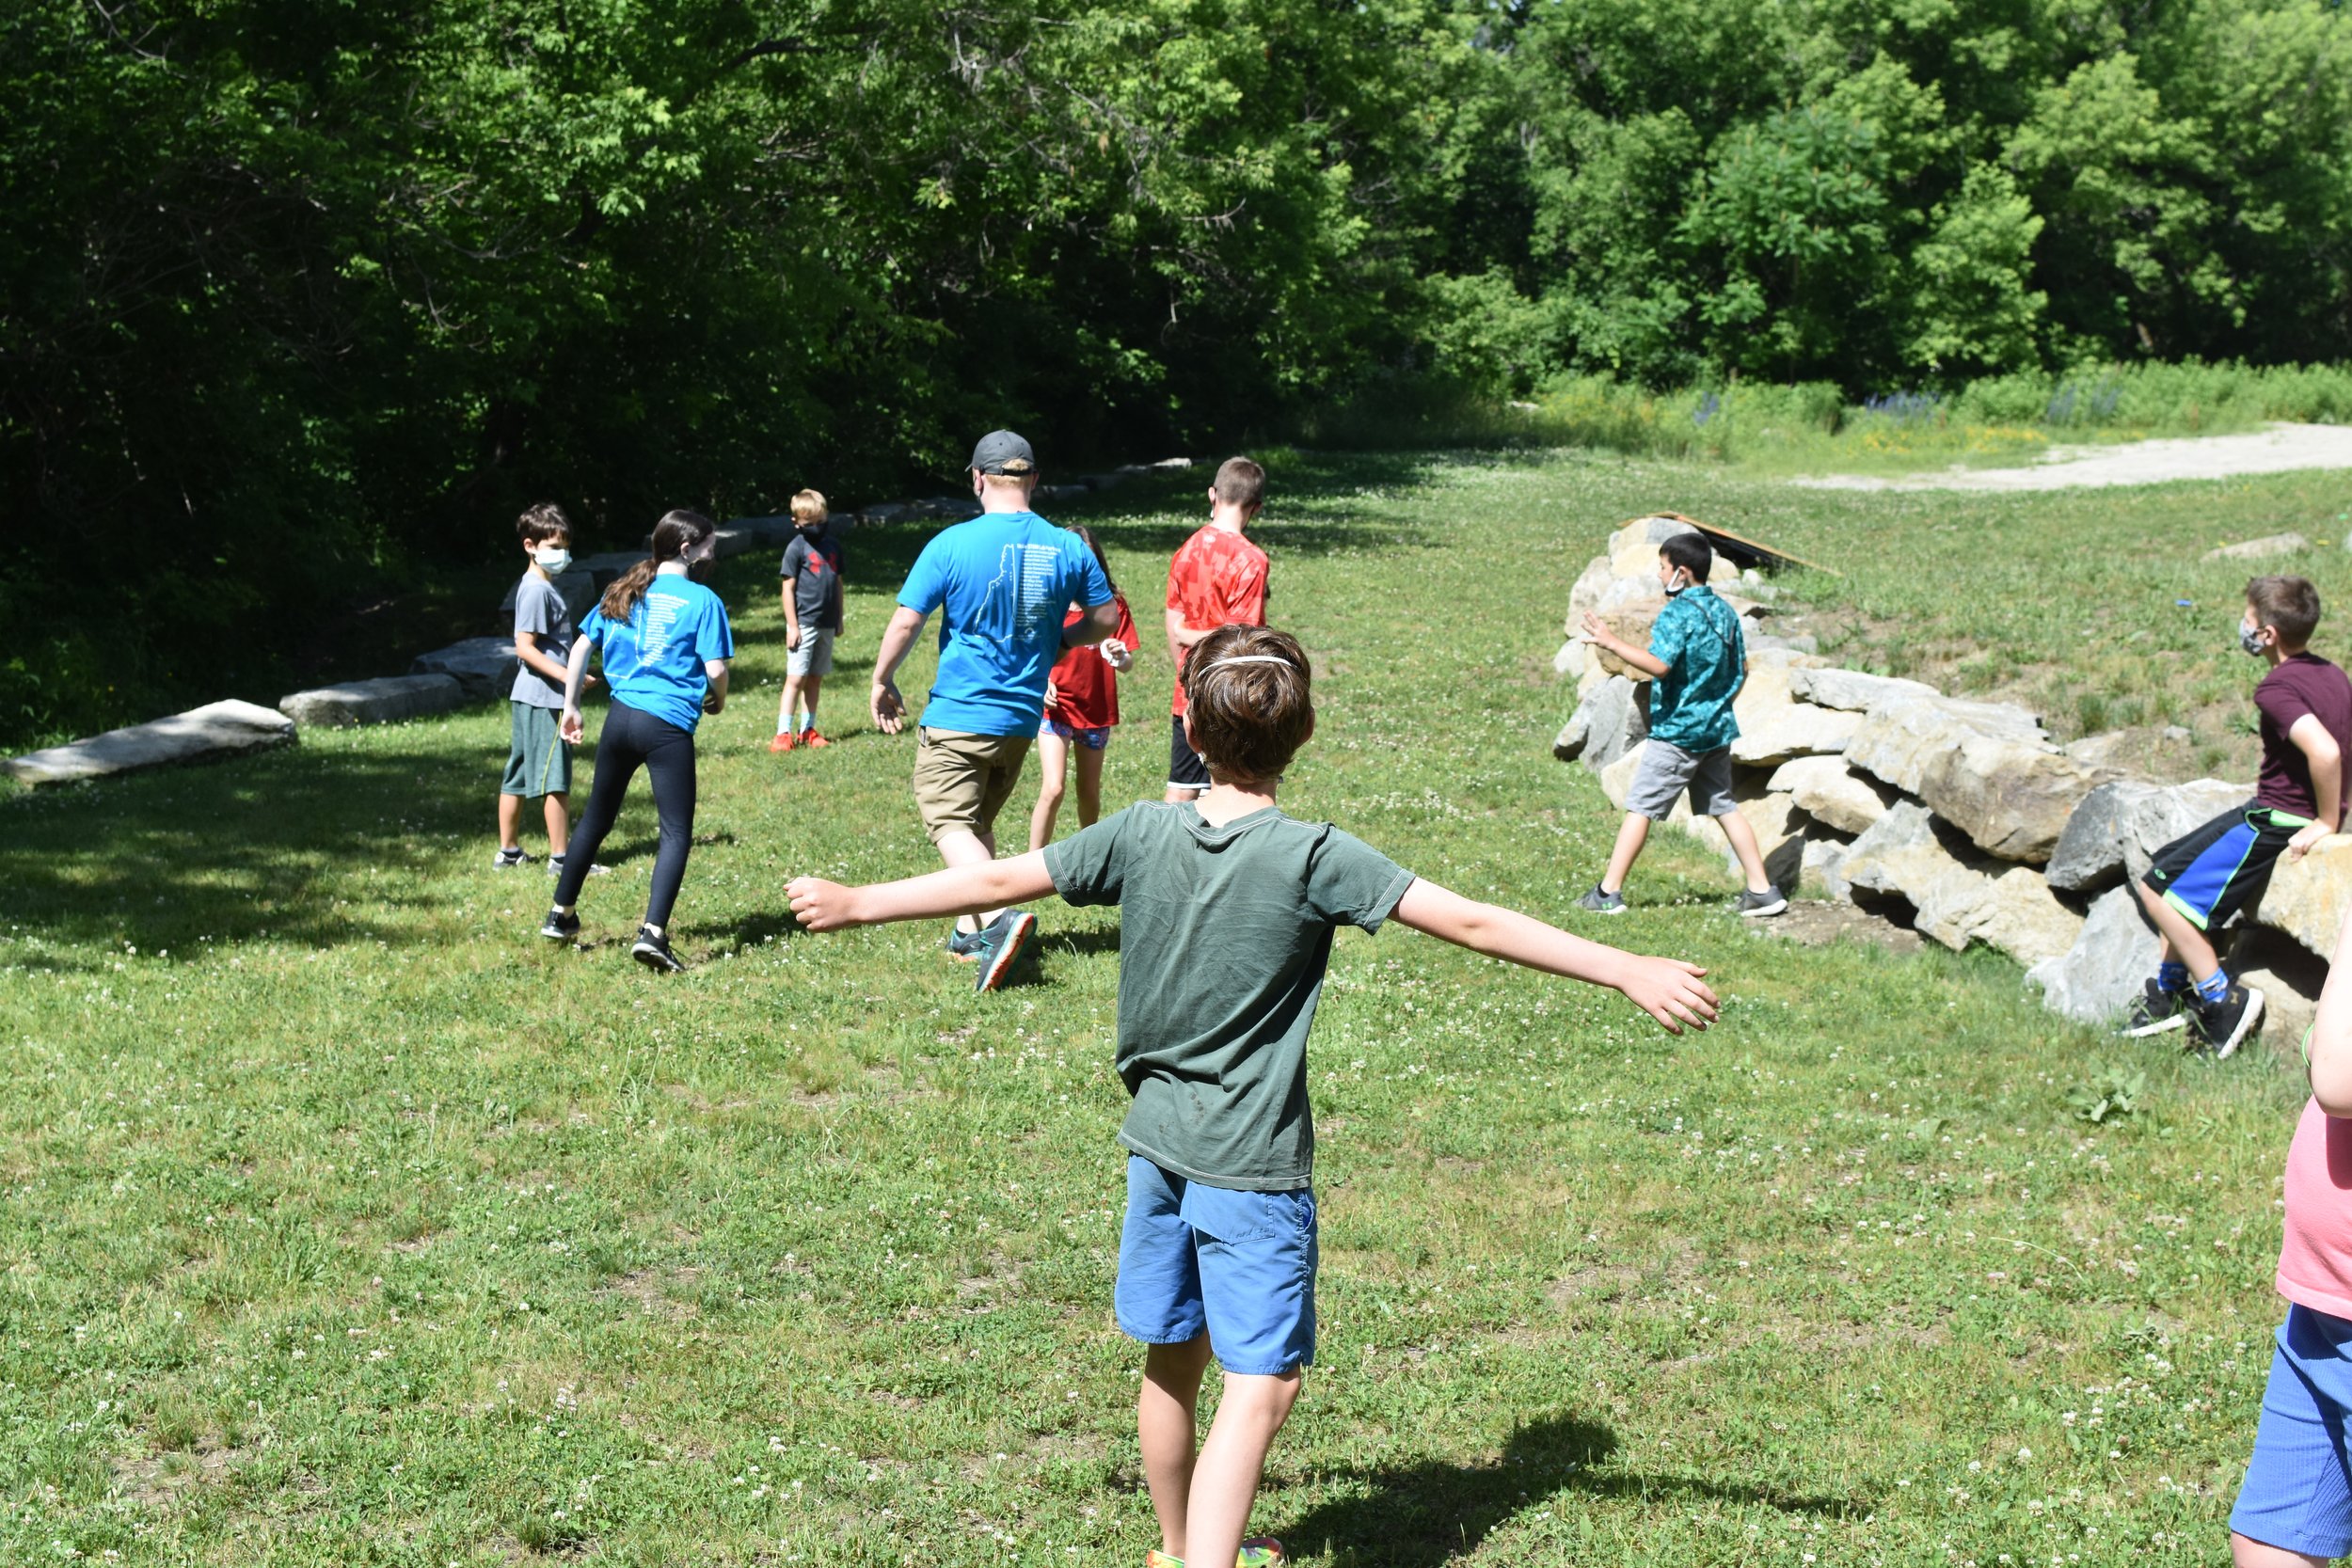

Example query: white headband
[1197,655,1300,677]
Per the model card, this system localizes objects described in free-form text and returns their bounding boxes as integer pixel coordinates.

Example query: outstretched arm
[1577,611,1669,679]
[789,852,1059,931]
[1391,878,1718,1034]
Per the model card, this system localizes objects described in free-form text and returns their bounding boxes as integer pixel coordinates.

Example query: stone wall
[1553,515,2341,1050]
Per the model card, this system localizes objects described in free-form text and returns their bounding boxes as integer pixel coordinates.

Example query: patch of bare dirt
[1755,898,1925,955]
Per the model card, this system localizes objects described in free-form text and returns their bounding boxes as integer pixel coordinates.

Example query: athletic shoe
[769,730,798,753]
[547,855,611,879]
[974,911,1037,993]
[2188,982,2265,1060]
[2121,979,2192,1037]
[631,925,685,974]
[539,909,580,942]
[1142,1540,1287,1568]
[1736,886,1788,918]
[1576,885,1627,915]
[493,847,533,869]
[945,924,988,962]
[800,727,831,749]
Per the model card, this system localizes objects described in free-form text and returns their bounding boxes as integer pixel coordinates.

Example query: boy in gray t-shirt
[788,625,1716,1568]
[497,502,584,872]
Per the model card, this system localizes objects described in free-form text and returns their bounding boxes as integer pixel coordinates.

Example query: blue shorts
[2233,1306,2352,1556]
[1115,1156,1317,1376]
[1043,717,1111,750]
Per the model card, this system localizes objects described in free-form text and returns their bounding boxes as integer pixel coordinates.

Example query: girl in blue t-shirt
[541,510,736,972]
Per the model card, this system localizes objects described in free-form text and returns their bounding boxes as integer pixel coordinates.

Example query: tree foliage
[3,0,2348,744]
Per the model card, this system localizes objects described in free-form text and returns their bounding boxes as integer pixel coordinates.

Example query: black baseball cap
[970,430,1037,476]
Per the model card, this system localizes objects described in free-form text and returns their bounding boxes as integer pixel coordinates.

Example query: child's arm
[1578,610,1670,678]
[1391,878,1717,1034]
[781,580,803,650]
[514,629,571,687]
[788,853,1060,931]
[2310,902,2352,1116]
[2288,715,2343,859]
[557,637,596,743]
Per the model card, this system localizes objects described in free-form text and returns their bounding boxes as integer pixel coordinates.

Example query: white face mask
[534,546,572,575]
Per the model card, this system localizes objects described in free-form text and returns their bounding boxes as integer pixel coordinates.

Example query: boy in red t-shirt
[1164,456,1269,802]
[1030,526,1143,851]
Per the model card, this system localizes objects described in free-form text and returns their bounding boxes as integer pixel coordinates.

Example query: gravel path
[1794,421,2352,492]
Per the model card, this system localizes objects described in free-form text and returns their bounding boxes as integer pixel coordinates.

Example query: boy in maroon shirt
[2125,576,2352,1056]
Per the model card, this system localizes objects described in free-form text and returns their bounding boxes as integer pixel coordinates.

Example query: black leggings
[555,701,697,928]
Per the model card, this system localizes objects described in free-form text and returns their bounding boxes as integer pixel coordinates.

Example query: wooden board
[1643,511,1841,578]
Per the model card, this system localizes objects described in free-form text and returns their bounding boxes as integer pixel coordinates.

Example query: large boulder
[2046,780,2162,894]
[1844,694,2047,795]
[1788,666,1940,712]
[1842,801,2083,966]
[1683,790,1805,889]
[1566,555,1616,619]
[1552,639,1588,679]
[2231,925,2331,1051]
[2122,779,2255,883]
[411,637,522,701]
[1731,702,1862,767]
[2026,885,2164,1024]
[1588,607,1662,680]
[2251,835,2352,959]
[1803,831,1855,902]
[1769,755,1898,835]
[278,674,467,729]
[1607,515,1704,580]
[1569,676,1650,770]
[1915,734,2115,864]
[7,700,295,786]
[2203,532,2312,562]
[1597,741,1663,815]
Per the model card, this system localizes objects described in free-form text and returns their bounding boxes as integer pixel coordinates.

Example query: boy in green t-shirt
[1575,531,1785,918]
[787,625,1716,1568]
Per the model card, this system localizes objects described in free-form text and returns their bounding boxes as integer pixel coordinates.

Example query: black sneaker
[1736,886,1788,918]
[974,911,1037,993]
[2121,979,2191,1037]
[2188,982,2265,1060]
[1576,885,1627,915]
[631,926,685,974]
[539,909,580,942]
[494,847,533,869]
[945,924,988,962]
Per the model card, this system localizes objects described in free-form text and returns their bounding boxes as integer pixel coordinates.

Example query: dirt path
[1794,421,2352,492]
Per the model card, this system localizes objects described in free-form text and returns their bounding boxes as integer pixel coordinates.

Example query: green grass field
[4,450,2344,1565]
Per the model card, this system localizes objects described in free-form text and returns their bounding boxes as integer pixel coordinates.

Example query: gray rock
[7,700,295,786]
[1913,735,2115,863]
[1552,709,1589,763]
[2122,778,2254,882]
[411,637,522,701]
[1729,702,1862,767]
[1802,830,1855,903]
[2026,885,2164,1024]
[1844,692,2048,799]
[1552,638,1588,679]
[709,527,755,558]
[2250,834,2352,959]
[1566,555,1616,620]
[861,501,916,525]
[1768,755,1898,835]
[278,674,468,729]
[1787,666,1941,712]
[2062,731,2131,768]
[2046,780,2161,894]
[1749,631,1821,655]
[1606,515,1704,579]
[1841,801,2083,965]
[2232,924,2331,1051]
[1571,676,1650,770]
[2202,532,2312,562]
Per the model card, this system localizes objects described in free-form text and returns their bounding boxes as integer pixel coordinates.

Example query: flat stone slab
[279,674,467,729]
[410,637,520,701]
[8,700,295,786]
[2202,532,2312,562]
[1787,667,1940,712]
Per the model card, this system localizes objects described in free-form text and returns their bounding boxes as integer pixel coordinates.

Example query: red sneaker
[800,728,831,749]
[768,731,798,753]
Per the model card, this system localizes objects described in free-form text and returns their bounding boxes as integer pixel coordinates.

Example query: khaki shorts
[913,727,1034,844]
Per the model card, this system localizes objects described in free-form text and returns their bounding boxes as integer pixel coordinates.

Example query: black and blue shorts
[2143,801,2306,933]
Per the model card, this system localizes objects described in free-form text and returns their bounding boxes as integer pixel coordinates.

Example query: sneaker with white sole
[493,847,534,869]
[2189,982,2265,1059]
[974,911,1037,992]
[2121,979,2192,1037]
[539,909,580,942]
[1736,886,1788,918]
[1576,885,1627,915]
[631,926,685,974]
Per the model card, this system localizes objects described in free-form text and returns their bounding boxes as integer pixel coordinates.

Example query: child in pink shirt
[2232,907,2352,1565]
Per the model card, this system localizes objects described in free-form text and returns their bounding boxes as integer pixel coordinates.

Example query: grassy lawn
[0,449,2332,1564]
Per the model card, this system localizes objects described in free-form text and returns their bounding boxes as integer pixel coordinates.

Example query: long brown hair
[1069,524,1119,599]
[600,510,715,622]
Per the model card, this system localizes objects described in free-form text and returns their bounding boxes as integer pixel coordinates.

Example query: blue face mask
[534,546,572,575]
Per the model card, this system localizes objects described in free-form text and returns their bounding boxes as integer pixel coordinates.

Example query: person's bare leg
[938,828,1008,932]
[778,673,805,737]
[1029,732,1071,853]
[542,792,570,860]
[1182,1370,1304,1568]
[1598,813,1652,895]
[2136,880,2217,981]
[1073,744,1106,829]
[801,673,823,732]
[2232,1531,2328,1568]
[1138,1335,1214,1558]
[1714,808,1774,894]
[498,793,524,852]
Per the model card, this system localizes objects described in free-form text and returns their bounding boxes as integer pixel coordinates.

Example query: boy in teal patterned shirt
[1575,531,1786,917]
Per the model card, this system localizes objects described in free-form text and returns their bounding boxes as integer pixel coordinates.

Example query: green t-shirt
[1043,802,1416,1191]
[1646,584,1745,752]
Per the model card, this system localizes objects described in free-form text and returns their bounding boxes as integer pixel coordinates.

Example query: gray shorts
[1627,739,1736,821]
[787,626,835,677]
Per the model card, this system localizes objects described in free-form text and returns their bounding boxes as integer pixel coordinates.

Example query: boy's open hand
[1618,956,1718,1034]
[559,706,585,744]
[1577,610,1617,649]
[871,679,906,734]
[787,877,862,931]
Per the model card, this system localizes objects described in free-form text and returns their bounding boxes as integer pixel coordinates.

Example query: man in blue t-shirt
[871,430,1119,990]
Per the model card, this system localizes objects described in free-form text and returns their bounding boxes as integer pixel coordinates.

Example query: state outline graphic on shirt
[974,541,1068,644]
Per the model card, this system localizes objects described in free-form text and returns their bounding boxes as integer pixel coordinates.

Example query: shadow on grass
[1279,1413,1867,1567]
